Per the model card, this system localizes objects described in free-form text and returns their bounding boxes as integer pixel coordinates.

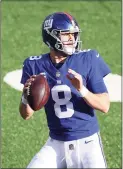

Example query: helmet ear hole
[55,43,62,50]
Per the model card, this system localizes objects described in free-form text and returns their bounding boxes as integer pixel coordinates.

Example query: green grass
[2,1,121,168]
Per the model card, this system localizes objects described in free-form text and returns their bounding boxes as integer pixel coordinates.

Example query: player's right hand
[67,69,83,91]
[23,75,37,99]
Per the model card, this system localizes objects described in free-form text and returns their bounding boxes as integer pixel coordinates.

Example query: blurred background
[1,0,121,168]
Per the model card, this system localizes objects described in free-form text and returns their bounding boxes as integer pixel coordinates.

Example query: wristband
[80,86,89,97]
[21,95,28,105]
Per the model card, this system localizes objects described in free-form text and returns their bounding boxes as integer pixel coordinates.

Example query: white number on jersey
[29,55,42,60]
[51,85,74,118]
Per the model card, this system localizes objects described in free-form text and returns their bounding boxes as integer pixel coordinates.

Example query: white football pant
[27,132,107,168]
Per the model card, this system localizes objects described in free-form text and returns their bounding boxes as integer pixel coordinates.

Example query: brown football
[27,74,50,111]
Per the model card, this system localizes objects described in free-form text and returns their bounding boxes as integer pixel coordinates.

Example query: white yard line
[3,70,122,102]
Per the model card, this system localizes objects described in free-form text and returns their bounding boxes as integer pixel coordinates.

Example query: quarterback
[19,12,111,168]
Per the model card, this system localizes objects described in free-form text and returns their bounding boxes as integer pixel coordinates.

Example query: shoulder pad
[79,49,99,58]
[76,49,91,54]
[81,49,91,53]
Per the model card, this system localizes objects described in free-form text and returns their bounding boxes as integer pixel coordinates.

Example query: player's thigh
[27,137,66,168]
[82,132,107,168]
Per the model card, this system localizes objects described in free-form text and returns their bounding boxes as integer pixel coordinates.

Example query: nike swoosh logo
[85,140,93,144]
[96,54,99,58]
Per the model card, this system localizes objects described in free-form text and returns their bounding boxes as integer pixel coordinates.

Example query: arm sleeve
[94,50,111,77]
[20,59,33,85]
[87,51,109,93]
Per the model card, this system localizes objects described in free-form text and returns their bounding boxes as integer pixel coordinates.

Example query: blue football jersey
[21,49,111,141]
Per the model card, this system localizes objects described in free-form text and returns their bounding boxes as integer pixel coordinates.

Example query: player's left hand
[67,69,83,91]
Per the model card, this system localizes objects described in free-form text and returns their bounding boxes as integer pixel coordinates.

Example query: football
[27,74,50,111]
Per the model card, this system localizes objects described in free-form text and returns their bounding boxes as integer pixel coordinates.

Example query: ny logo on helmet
[44,19,53,29]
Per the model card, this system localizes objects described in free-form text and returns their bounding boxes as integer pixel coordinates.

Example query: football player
[19,12,111,168]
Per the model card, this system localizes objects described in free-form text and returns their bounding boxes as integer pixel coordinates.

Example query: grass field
[1,0,122,168]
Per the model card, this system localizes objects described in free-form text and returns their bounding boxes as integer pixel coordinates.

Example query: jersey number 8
[51,85,74,118]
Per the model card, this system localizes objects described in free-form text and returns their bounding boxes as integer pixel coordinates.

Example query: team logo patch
[56,71,61,77]
[69,144,74,150]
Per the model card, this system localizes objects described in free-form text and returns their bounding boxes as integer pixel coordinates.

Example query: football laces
[27,86,30,96]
